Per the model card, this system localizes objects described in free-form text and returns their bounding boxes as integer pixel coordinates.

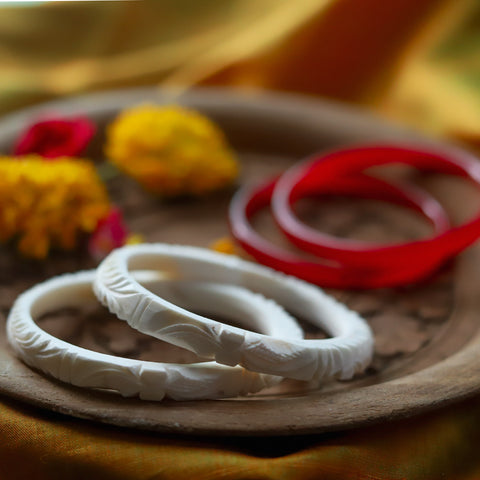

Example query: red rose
[13,116,96,158]
[88,208,129,260]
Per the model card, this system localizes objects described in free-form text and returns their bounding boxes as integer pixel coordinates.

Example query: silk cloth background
[1,1,480,478]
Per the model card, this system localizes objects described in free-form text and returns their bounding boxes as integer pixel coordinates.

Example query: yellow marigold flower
[105,105,239,197]
[0,156,110,258]
[126,233,144,245]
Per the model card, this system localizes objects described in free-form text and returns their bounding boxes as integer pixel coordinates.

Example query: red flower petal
[13,116,96,158]
[88,208,129,260]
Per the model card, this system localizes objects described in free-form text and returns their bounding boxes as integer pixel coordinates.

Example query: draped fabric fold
[1,393,480,479]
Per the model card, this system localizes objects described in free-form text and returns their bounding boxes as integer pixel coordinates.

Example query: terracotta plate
[1,87,480,436]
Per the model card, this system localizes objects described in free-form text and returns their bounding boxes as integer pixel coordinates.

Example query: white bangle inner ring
[7,270,302,401]
[94,244,374,381]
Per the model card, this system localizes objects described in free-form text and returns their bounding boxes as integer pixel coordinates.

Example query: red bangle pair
[229,145,480,289]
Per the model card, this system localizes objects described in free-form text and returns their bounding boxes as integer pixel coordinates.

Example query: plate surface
[1,87,480,436]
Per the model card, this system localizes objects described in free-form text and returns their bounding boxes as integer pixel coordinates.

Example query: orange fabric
[201,0,444,103]
[2,1,480,478]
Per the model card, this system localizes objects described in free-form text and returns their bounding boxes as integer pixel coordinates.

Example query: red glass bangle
[230,172,452,289]
[272,145,480,271]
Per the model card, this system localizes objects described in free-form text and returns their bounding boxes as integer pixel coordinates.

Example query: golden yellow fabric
[3,0,478,143]
[2,0,480,478]
[0,0,331,111]
[2,392,480,479]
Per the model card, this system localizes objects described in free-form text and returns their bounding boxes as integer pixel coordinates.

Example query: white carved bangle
[7,270,302,401]
[94,244,374,382]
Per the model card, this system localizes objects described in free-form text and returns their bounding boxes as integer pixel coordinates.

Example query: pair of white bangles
[7,244,374,401]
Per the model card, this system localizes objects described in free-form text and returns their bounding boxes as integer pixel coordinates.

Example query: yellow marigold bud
[209,236,237,255]
[0,156,110,258]
[104,105,239,197]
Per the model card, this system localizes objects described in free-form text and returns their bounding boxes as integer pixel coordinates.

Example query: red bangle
[230,172,452,289]
[271,145,480,271]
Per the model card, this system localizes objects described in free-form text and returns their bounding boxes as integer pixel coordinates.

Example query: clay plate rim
[0,87,479,436]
